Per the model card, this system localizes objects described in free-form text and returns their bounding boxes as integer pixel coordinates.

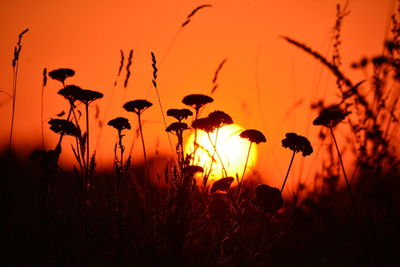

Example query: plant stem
[41,84,45,149]
[237,142,252,199]
[207,131,228,177]
[137,114,150,184]
[85,103,90,178]
[8,60,19,156]
[191,110,198,161]
[281,151,296,192]
[329,126,357,213]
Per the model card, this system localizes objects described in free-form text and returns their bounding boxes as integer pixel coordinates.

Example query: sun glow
[184,124,258,186]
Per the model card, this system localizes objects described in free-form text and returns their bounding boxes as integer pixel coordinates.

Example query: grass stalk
[329,126,357,214]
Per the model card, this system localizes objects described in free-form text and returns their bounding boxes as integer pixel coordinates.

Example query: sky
[0,0,395,193]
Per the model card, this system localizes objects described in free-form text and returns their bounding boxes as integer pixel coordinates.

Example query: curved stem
[281,151,296,192]
[329,126,357,213]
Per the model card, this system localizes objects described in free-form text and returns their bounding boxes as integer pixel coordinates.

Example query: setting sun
[184,124,258,185]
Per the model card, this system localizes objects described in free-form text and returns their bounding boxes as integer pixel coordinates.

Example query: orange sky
[0,0,395,193]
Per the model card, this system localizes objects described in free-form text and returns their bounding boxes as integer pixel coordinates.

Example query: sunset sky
[0,0,394,192]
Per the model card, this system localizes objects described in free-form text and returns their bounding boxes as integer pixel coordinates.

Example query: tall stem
[8,61,19,156]
[137,114,150,184]
[85,104,90,178]
[237,142,252,199]
[329,126,357,213]
[41,84,45,149]
[191,109,200,165]
[281,151,296,192]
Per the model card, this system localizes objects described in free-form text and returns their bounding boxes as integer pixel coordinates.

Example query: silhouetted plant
[48,68,75,86]
[123,99,153,184]
[210,177,234,193]
[108,117,131,166]
[166,122,189,172]
[182,94,214,116]
[167,108,193,122]
[313,105,356,212]
[281,132,313,192]
[8,29,29,156]
[77,89,104,178]
[239,129,266,180]
[107,116,131,253]
[183,94,214,163]
[251,184,283,212]
[239,129,266,203]
[191,111,233,180]
[40,68,47,149]
[48,118,79,137]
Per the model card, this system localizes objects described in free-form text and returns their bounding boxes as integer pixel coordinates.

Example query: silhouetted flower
[282,132,313,157]
[167,108,193,122]
[48,68,75,84]
[313,105,350,128]
[210,177,234,193]
[192,117,215,133]
[251,184,283,212]
[76,89,104,104]
[48,118,79,137]
[182,94,214,111]
[240,129,266,144]
[166,122,189,134]
[183,165,204,177]
[58,85,84,103]
[108,117,131,131]
[207,110,233,128]
[123,99,153,115]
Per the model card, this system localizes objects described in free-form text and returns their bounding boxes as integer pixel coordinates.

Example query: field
[2,1,400,266]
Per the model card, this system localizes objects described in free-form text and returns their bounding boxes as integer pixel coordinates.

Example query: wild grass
[3,3,400,267]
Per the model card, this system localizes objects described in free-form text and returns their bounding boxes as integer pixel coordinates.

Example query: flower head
[251,184,283,212]
[191,117,215,133]
[48,68,75,84]
[58,86,103,105]
[240,129,266,144]
[182,94,213,111]
[183,165,204,177]
[167,108,193,122]
[282,132,313,157]
[166,122,189,134]
[123,99,153,115]
[58,85,84,103]
[207,110,233,129]
[48,118,79,137]
[108,117,131,132]
[313,105,350,128]
[210,177,234,193]
[76,89,103,104]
